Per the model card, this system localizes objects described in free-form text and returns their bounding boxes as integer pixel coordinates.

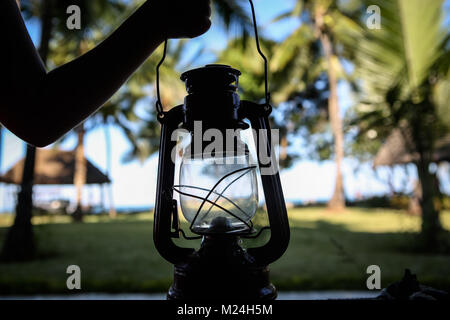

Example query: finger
[196,0,211,18]
[205,0,212,18]
[187,17,211,39]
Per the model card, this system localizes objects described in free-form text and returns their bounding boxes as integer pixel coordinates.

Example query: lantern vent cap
[181,64,242,94]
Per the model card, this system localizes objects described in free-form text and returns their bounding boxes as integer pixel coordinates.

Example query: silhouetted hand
[153,0,212,39]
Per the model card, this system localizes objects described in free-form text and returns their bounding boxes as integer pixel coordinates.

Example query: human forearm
[1,0,211,147]
[31,2,165,146]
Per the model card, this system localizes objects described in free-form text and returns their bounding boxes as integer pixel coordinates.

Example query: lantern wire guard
[173,166,256,232]
[172,164,269,239]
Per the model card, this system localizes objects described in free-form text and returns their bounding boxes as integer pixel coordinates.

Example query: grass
[0,208,449,295]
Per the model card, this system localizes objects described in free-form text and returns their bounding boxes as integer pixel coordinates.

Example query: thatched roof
[0,149,110,185]
[373,128,450,167]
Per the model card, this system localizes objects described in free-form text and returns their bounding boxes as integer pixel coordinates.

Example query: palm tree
[313,4,345,210]
[271,0,362,210]
[73,123,87,222]
[351,0,449,248]
[103,122,116,218]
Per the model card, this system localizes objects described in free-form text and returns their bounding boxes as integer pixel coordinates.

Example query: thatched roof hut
[373,128,450,167]
[0,149,110,185]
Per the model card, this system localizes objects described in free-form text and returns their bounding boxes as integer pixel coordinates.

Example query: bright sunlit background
[1,0,449,212]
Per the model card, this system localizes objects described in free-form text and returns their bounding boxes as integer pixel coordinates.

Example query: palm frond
[356,0,446,102]
[213,0,253,37]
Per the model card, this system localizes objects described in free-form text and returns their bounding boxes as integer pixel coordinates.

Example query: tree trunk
[315,9,346,211]
[103,123,116,218]
[405,97,442,249]
[416,157,441,248]
[107,184,116,218]
[1,146,36,262]
[280,135,288,162]
[1,0,53,262]
[73,123,86,222]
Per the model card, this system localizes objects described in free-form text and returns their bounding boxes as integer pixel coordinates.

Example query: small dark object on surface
[377,269,450,300]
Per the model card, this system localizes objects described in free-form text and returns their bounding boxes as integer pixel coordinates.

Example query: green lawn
[0,208,449,294]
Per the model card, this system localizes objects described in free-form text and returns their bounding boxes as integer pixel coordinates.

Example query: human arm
[0,0,211,147]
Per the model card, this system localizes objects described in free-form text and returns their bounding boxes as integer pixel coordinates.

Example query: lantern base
[167,235,277,301]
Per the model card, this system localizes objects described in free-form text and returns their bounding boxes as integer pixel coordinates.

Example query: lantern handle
[155,0,271,118]
[155,38,167,119]
[248,0,271,107]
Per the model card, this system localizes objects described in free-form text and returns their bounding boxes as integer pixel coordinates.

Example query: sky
[1,0,449,212]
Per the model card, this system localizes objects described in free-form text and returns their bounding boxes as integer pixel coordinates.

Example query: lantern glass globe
[178,152,258,235]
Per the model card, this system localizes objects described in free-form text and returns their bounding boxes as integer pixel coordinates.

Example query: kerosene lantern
[153,0,289,300]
